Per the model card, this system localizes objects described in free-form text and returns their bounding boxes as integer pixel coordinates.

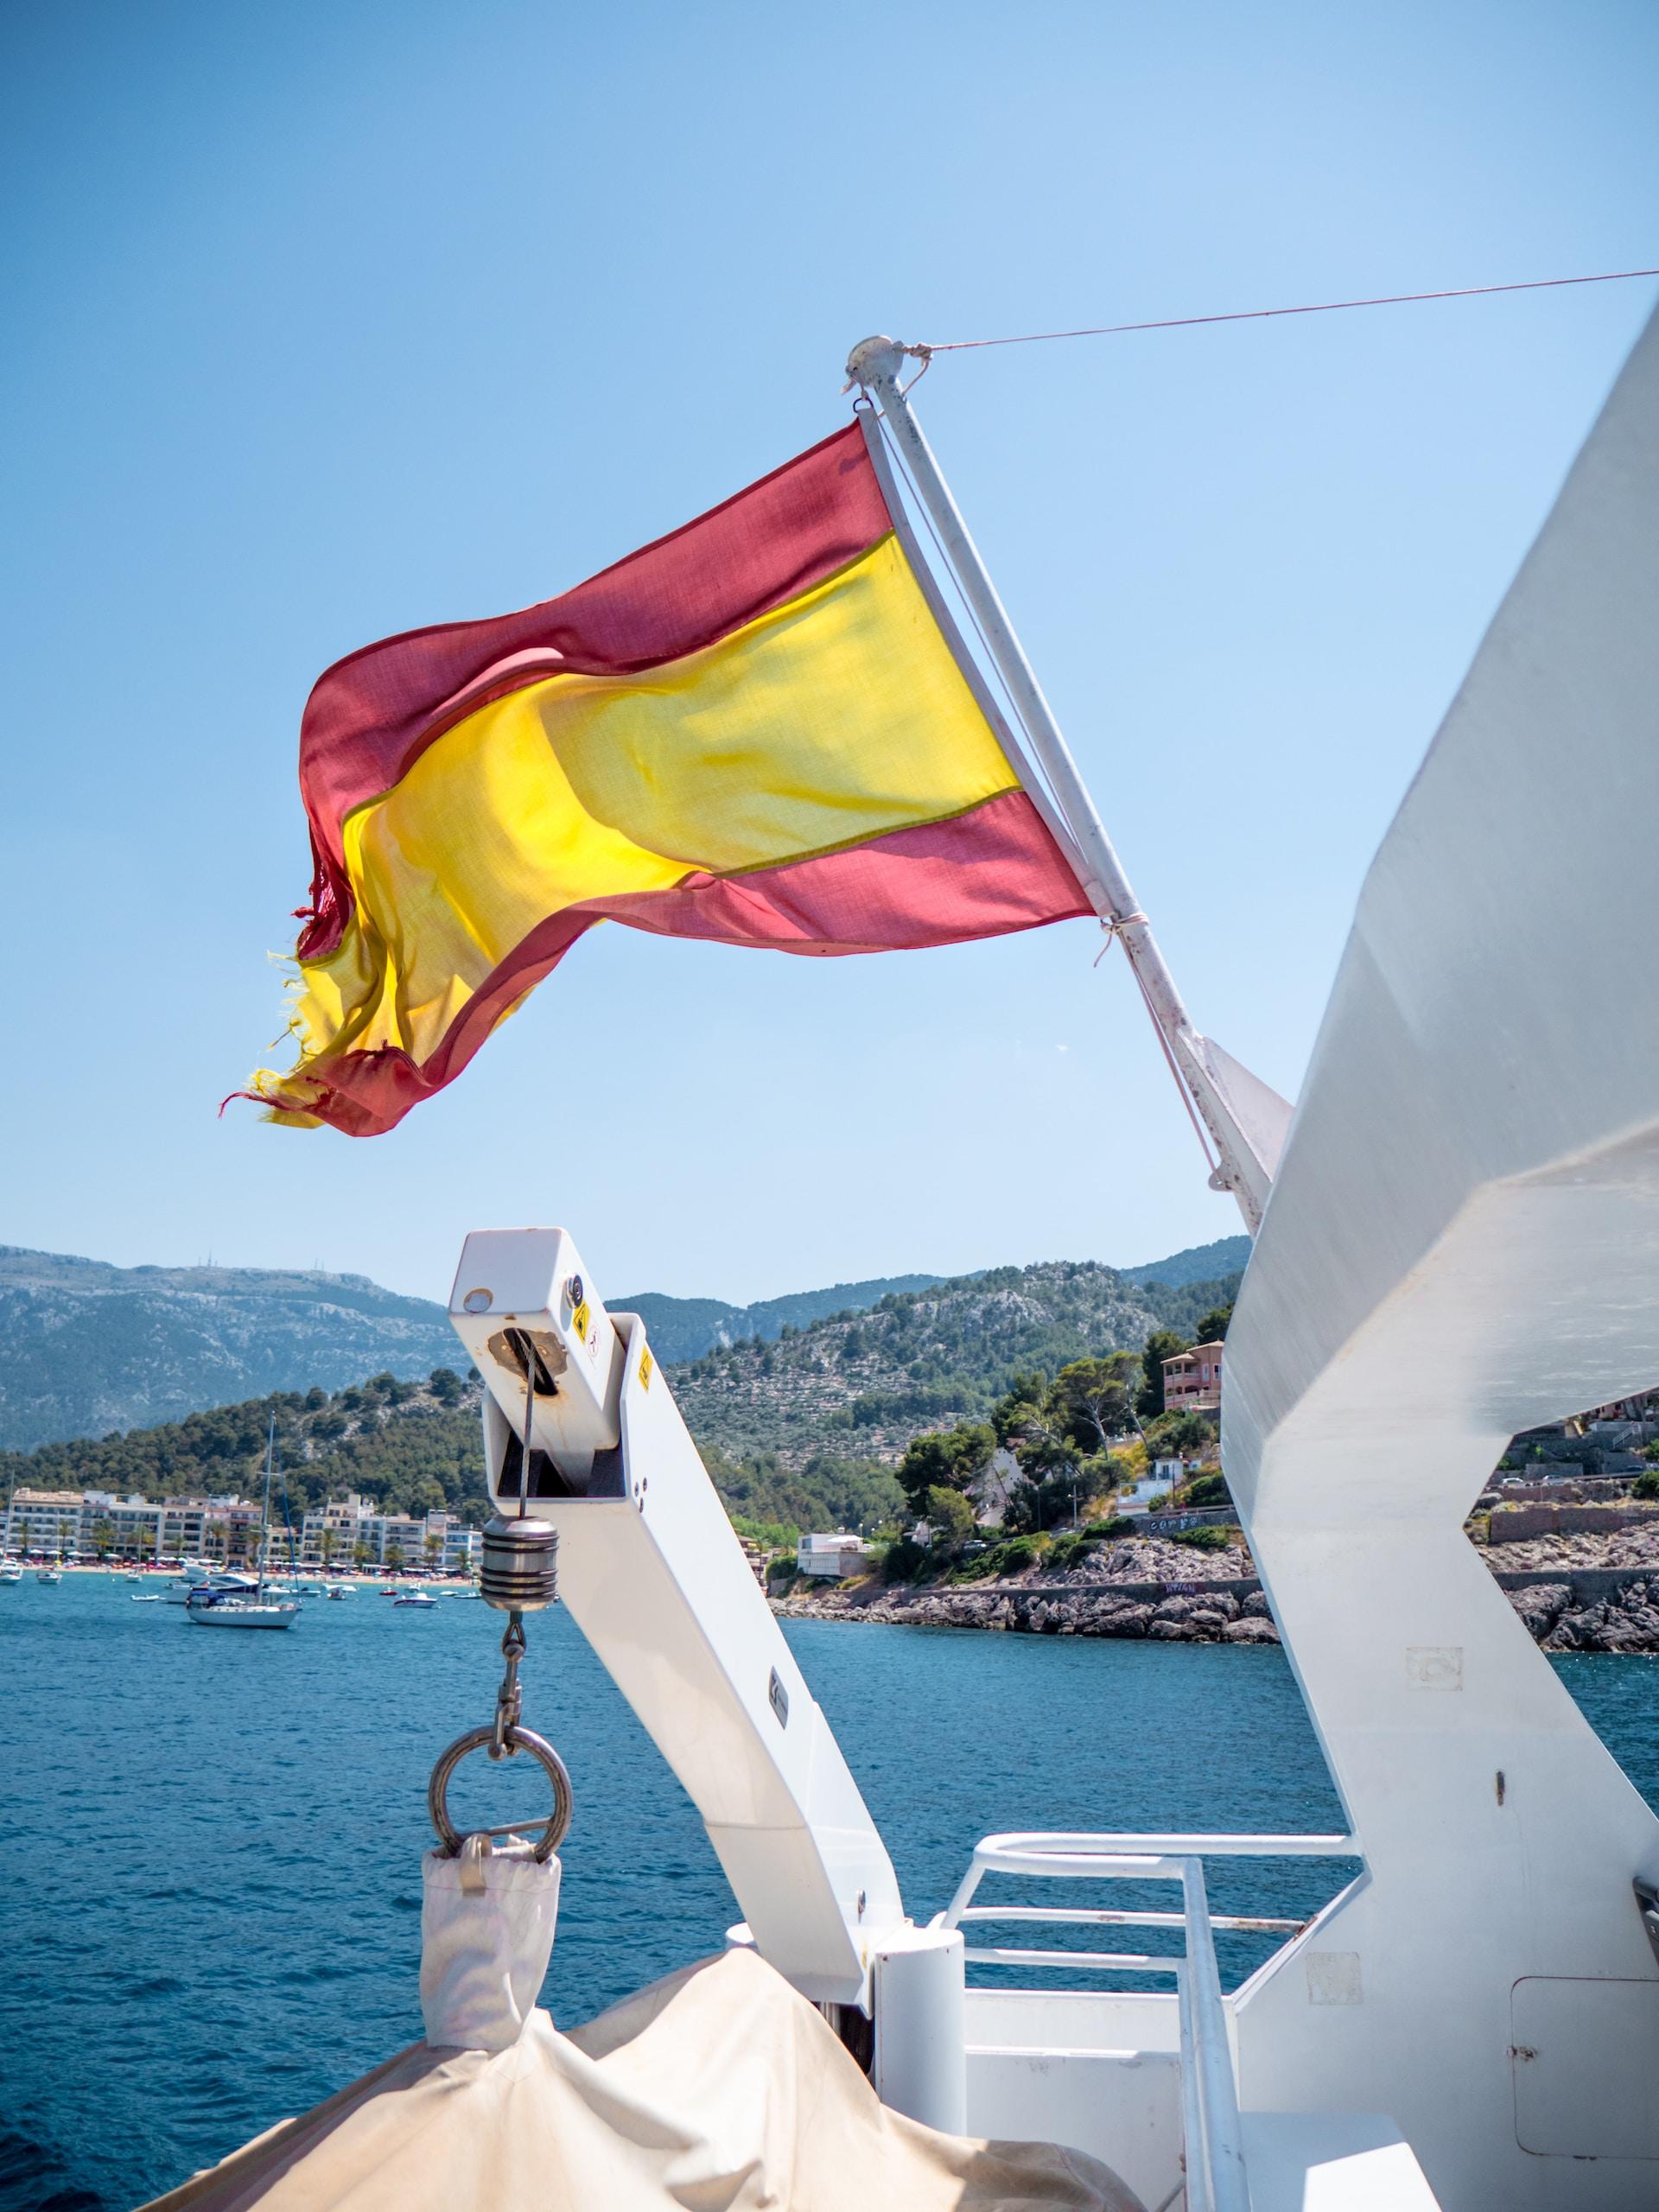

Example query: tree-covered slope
[669,1259,1242,1471]
[0,1256,1243,1530]
[0,1365,487,1524]
[0,1240,1241,1452]
[1118,1235,1250,1289]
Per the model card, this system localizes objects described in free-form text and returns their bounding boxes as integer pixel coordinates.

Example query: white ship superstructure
[147,304,1659,2212]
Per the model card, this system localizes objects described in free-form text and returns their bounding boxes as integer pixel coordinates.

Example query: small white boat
[183,1420,297,1631]
[131,1593,168,1604]
[0,1562,22,1586]
[325,1583,355,1599]
[166,1560,248,1603]
[36,1567,63,1585]
[393,1592,437,1609]
[177,1571,258,1605]
[188,1597,299,1630]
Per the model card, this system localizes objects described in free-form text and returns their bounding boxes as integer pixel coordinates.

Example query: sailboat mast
[845,335,1279,1230]
[259,1413,275,1601]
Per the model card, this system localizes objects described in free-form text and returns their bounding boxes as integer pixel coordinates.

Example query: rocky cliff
[777,1531,1659,1654]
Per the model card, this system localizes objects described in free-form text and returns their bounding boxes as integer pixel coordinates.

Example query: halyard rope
[912,266,1659,356]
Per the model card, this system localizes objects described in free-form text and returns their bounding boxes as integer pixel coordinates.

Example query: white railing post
[1179,1858,1251,2212]
[1174,1962,1212,2212]
[942,1830,1362,2210]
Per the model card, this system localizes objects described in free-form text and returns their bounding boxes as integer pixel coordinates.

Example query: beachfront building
[297,1491,378,1568]
[296,1492,480,1573]
[2,1488,262,1561]
[796,1532,877,1580]
[1161,1340,1224,1415]
[167,1497,263,1561]
[4,1489,87,1557]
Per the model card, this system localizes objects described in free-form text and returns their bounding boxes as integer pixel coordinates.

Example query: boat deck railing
[943,1831,1358,2212]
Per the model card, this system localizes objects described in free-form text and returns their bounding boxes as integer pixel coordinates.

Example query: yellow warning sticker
[571,1299,591,1344]
[639,1347,654,1391]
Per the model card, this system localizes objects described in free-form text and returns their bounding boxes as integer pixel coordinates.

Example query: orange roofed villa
[1162,1341,1224,1415]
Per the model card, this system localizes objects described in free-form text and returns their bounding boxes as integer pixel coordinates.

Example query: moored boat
[188,1595,299,1630]
[184,1420,297,1632]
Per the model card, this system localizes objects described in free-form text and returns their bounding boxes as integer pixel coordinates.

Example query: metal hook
[428,1724,573,1862]
[493,1611,526,1758]
[427,1598,575,1859]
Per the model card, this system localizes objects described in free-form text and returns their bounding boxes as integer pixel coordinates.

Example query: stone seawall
[776,1578,1281,1643]
[1487,1500,1659,1543]
[774,1566,1659,1653]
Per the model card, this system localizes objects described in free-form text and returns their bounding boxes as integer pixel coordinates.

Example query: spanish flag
[251,421,1090,1135]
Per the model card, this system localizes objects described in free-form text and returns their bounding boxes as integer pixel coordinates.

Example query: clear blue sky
[2,0,1654,1304]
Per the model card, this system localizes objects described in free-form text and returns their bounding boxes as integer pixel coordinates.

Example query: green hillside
[0,1255,1242,1534]
[0,1367,489,1528]
[668,1258,1239,1471]
[0,1242,1242,1452]
[1119,1235,1251,1289]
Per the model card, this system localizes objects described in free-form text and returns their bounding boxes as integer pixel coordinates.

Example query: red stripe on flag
[279,790,1090,1136]
[297,423,890,957]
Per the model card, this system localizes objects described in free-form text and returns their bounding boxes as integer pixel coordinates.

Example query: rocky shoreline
[772,1529,1659,1653]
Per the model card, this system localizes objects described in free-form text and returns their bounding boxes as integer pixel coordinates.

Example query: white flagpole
[845,334,1281,1231]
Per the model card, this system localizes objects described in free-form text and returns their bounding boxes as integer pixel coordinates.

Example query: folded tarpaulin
[139,1947,1144,2212]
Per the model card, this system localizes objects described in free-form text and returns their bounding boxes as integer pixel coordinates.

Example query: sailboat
[188,1417,299,1631]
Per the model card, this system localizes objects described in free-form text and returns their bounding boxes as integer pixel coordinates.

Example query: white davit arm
[447,1227,906,2008]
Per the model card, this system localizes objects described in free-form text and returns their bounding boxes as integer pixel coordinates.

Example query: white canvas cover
[139,1948,1146,2212]
[419,1839,561,2052]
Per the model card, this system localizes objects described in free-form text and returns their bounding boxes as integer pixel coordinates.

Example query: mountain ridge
[670,1257,1242,1473]
[0,1253,1243,1532]
[1117,1236,1250,1289]
[613,1274,947,1362]
[0,1238,1243,1452]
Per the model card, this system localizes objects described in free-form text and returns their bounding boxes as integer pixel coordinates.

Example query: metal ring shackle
[428,1722,573,1863]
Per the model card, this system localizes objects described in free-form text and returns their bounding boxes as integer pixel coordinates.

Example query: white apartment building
[796,1531,877,1580]
[3,1488,262,1560]
[4,1484,478,1573]
[296,1492,480,1573]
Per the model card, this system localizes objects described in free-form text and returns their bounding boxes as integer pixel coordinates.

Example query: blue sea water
[2,1573,1656,2211]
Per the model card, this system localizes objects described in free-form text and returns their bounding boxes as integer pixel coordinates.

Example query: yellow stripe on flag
[291,536,1018,1065]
